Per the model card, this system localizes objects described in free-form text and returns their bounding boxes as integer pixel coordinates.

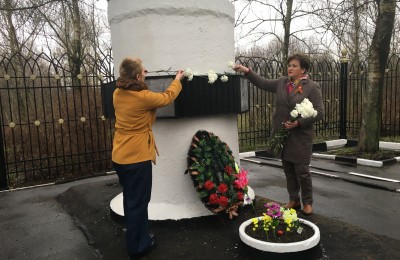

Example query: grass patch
[325,147,400,160]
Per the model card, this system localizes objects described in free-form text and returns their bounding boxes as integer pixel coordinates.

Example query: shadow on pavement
[58,178,400,260]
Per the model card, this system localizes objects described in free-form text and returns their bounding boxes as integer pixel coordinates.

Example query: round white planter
[239,217,320,253]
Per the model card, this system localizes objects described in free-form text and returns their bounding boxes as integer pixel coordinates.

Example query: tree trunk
[358,0,396,153]
[3,0,27,122]
[352,0,361,72]
[70,0,83,89]
[282,0,293,72]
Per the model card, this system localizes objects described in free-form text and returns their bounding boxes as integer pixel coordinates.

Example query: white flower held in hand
[228,61,235,70]
[291,98,317,119]
[290,109,299,118]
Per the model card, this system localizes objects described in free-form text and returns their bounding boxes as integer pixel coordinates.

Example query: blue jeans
[113,160,152,254]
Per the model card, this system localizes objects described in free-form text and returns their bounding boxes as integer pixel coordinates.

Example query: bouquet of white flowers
[267,98,318,156]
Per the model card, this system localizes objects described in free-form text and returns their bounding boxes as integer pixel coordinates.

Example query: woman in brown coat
[235,53,324,215]
[112,57,185,259]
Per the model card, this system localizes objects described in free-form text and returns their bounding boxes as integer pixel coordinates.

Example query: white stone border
[110,185,257,220]
[325,139,347,149]
[239,217,320,253]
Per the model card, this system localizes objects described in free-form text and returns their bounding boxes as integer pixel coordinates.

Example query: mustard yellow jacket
[112,79,182,164]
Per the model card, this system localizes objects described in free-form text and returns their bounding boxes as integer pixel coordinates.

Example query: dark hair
[119,57,143,79]
[287,53,310,72]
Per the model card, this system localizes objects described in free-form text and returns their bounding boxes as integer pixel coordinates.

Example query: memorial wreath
[185,130,249,219]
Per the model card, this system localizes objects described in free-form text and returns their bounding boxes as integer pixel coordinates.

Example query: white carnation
[208,70,218,84]
[290,109,299,118]
[292,98,318,119]
[184,68,194,81]
[220,75,228,82]
[227,61,235,70]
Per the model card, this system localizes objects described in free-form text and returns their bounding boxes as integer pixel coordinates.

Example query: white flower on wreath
[220,75,228,82]
[208,69,218,84]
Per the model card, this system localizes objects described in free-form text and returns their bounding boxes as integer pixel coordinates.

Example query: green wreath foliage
[186,130,246,218]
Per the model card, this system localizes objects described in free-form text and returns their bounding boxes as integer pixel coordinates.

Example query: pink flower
[234,168,249,189]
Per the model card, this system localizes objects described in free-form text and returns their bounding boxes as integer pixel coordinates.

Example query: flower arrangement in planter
[247,202,310,243]
[239,201,320,253]
[186,130,250,219]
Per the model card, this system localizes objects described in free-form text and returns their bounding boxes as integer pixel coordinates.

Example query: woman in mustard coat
[235,53,324,216]
[112,57,184,259]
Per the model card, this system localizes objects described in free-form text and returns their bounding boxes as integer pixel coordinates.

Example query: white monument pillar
[108,0,240,220]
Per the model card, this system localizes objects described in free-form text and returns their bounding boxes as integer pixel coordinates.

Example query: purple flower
[264,202,282,219]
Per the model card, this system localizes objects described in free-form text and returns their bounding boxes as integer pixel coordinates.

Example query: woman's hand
[234,64,250,74]
[284,120,299,129]
[175,70,185,81]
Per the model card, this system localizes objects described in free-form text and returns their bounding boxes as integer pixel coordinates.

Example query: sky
[93,0,322,52]
[93,0,258,49]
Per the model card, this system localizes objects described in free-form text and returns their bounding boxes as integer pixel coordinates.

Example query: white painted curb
[379,141,400,151]
[357,158,383,168]
[312,153,336,160]
[240,152,256,158]
[325,139,347,149]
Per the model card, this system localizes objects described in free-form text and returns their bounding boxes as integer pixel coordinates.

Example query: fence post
[0,123,8,190]
[339,49,349,139]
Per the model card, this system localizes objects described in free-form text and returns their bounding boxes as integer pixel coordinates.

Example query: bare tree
[233,0,326,71]
[358,0,396,152]
[0,0,47,121]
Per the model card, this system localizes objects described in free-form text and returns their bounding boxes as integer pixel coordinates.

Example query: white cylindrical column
[108,0,235,75]
[108,0,238,220]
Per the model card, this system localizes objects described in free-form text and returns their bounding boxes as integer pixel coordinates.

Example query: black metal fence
[0,51,115,189]
[236,54,400,150]
[1,52,399,189]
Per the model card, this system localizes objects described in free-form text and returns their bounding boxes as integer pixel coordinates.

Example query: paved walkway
[1,158,400,259]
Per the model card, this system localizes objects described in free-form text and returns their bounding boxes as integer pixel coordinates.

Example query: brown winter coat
[246,71,324,164]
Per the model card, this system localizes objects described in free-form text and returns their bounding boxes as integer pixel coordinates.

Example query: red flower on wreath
[224,165,233,175]
[219,196,229,207]
[217,183,228,194]
[204,180,215,190]
[237,191,244,201]
[209,193,219,204]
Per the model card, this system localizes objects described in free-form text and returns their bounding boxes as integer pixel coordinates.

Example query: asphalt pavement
[0,157,399,259]
[241,156,400,241]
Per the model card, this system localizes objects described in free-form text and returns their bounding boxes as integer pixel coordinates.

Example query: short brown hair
[287,53,310,72]
[119,57,143,79]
